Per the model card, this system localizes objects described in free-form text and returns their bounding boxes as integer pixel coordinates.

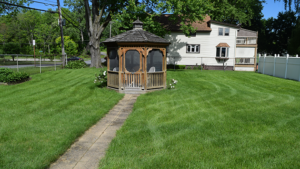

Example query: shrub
[186,66,192,69]
[0,68,29,83]
[94,69,107,87]
[167,64,186,70]
[167,79,178,89]
[65,60,87,69]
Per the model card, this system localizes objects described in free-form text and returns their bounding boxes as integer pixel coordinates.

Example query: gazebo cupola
[103,18,170,94]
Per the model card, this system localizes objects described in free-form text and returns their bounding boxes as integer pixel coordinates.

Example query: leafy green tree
[258,11,297,55]
[35,10,59,54]
[55,36,78,55]
[275,0,300,13]
[0,0,27,15]
[17,10,41,46]
[63,0,87,43]
[3,42,20,61]
[288,19,300,54]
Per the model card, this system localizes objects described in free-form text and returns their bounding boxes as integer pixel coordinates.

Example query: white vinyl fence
[258,54,300,81]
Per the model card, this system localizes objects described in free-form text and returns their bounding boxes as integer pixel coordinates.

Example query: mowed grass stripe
[0,68,124,169]
[99,70,300,168]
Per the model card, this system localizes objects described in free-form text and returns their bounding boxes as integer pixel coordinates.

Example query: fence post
[258,54,261,72]
[263,54,266,74]
[285,54,289,79]
[40,55,41,74]
[55,59,56,71]
[17,55,19,72]
[273,54,276,76]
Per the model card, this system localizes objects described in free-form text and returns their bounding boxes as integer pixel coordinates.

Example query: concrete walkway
[50,94,139,169]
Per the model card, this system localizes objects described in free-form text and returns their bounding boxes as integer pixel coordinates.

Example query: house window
[218,28,223,36]
[218,28,230,36]
[216,47,229,57]
[186,44,200,53]
[225,28,230,36]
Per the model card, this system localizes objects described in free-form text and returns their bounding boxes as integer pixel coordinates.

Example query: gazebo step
[120,90,147,94]
[124,87,141,90]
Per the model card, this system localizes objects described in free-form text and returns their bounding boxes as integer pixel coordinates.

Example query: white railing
[236,37,257,45]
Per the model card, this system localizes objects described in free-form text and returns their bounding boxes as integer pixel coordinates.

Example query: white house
[158,15,258,71]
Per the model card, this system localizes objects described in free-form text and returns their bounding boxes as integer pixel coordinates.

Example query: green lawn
[0,68,124,168]
[99,70,300,168]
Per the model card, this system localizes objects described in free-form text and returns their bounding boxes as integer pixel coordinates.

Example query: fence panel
[258,55,300,81]
[274,58,286,78]
[286,58,300,81]
[264,57,274,76]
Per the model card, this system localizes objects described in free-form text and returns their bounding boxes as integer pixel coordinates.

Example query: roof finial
[133,17,143,30]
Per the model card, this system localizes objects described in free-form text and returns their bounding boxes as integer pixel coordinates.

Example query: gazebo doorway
[124,50,143,88]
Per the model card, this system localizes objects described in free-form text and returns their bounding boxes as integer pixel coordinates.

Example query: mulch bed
[0,77,31,85]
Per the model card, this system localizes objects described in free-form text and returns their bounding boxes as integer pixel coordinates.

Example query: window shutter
[198,44,200,53]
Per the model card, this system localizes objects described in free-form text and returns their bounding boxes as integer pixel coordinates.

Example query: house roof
[208,20,240,28]
[156,14,243,32]
[216,43,230,47]
[237,28,257,37]
[156,14,212,32]
[103,19,170,44]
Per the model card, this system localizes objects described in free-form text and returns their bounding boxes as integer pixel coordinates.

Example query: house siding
[165,23,239,66]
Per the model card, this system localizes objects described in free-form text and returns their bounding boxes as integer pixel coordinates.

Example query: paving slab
[50,94,139,169]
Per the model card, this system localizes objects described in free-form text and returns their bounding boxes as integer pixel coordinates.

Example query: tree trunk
[89,35,102,68]
[80,29,84,43]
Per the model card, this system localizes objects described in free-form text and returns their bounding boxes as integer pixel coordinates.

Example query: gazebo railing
[123,73,142,88]
[107,71,119,88]
[147,72,164,89]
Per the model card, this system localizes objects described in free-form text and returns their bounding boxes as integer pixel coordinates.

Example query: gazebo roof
[103,18,170,44]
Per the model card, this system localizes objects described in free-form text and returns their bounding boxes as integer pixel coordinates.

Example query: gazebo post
[107,48,109,85]
[163,48,167,89]
[118,48,122,91]
[144,47,148,90]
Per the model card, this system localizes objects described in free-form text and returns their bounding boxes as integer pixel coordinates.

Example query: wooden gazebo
[103,18,170,93]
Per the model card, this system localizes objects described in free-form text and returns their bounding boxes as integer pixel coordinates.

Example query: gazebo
[103,18,170,93]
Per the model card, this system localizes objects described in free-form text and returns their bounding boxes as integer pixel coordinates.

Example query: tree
[257,11,297,55]
[55,36,78,55]
[63,0,87,43]
[288,19,300,54]
[0,0,27,15]
[275,0,300,13]
[3,42,20,61]
[35,10,59,54]
[17,10,41,46]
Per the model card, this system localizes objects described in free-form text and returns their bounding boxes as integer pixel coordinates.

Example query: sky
[28,0,295,20]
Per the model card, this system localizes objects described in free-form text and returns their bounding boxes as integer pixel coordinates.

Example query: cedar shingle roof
[216,43,230,47]
[156,14,212,32]
[103,29,170,44]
